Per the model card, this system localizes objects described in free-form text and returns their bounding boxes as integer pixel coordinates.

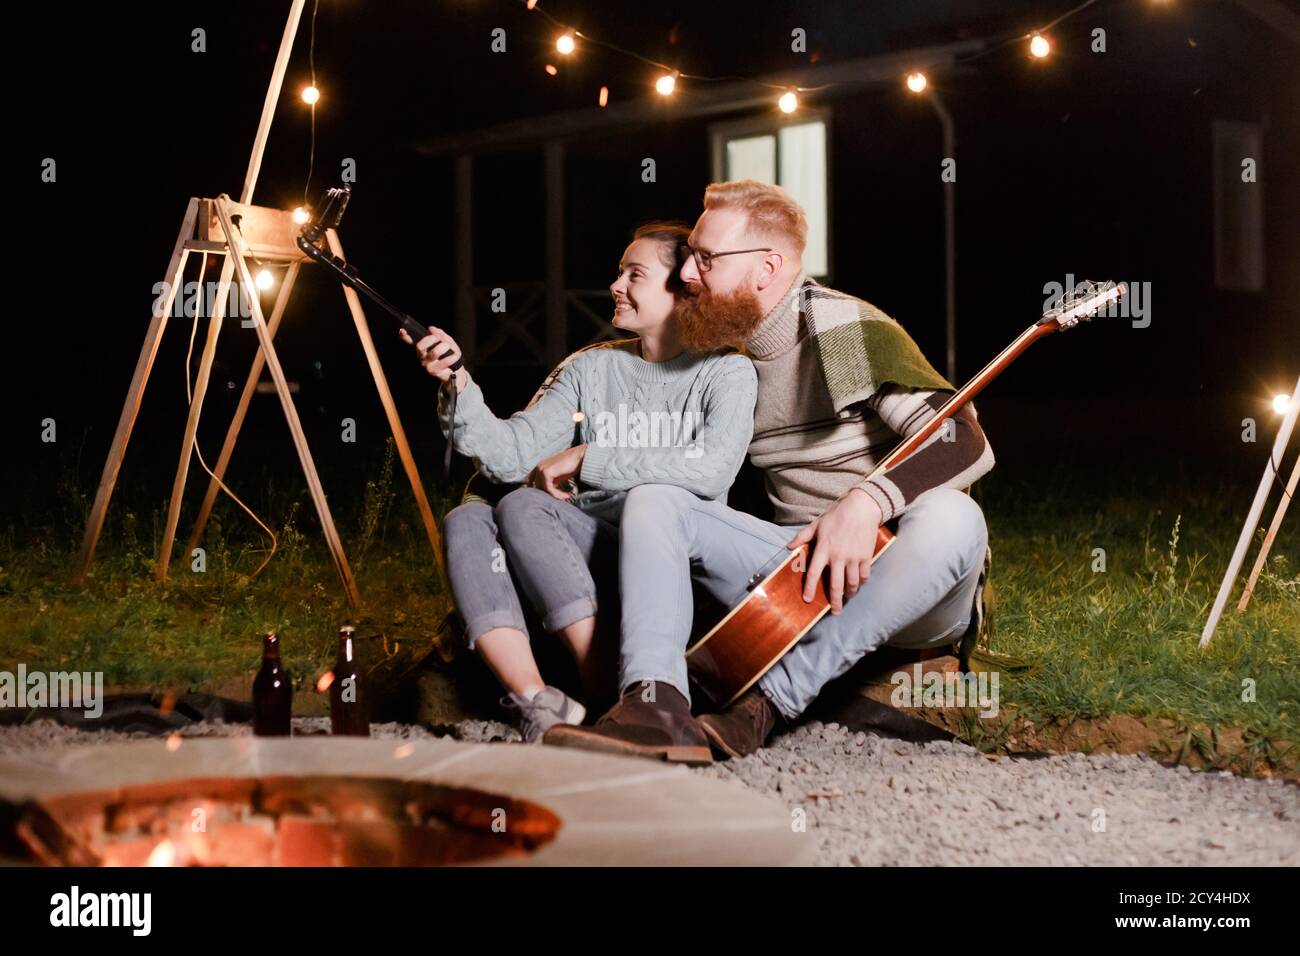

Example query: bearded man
[545,180,995,765]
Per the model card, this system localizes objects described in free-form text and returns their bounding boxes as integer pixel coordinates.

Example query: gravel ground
[700,720,1299,866]
[2,718,1296,866]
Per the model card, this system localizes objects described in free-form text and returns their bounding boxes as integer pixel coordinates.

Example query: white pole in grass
[1238,449,1300,611]
[1200,373,1300,647]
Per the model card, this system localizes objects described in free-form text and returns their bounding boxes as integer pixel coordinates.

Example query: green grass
[1,447,1296,750]
[0,439,458,696]
[978,461,1299,744]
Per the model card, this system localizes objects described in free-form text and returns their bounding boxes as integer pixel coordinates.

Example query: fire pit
[17,775,561,866]
[0,737,811,866]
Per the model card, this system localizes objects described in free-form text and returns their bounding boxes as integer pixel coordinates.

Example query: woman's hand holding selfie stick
[397,324,465,484]
[399,325,468,393]
[404,323,586,502]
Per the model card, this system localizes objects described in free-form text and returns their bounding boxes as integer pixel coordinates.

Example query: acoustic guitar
[686,280,1127,707]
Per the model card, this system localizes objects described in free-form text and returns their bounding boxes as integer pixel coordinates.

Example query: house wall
[448,1,1296,463]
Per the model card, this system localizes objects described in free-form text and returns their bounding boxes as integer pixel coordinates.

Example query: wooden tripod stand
[69,195,445,607]
[69,0,443,606]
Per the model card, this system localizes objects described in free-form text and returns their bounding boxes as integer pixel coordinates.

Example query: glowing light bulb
[1274,394,1292,415]
[1029,34,1051,58]
[906,72,928,93]
[656,73,676,96]
[778,89,798,113]
[255,269,274,291]
[292,206,310,225]
[301,85,320,105]
[556,33,575,55]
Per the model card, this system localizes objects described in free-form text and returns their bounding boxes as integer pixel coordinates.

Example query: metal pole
[929,90,956,384]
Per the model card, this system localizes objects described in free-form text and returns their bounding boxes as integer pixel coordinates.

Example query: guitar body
[683,279,1125,712]
[687,524,897,708]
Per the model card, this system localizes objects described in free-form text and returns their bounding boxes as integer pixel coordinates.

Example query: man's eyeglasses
[683,243,773,273]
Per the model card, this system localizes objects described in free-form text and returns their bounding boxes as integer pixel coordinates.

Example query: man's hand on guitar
[526,444,587,501]
[787,488,883,615]
[399,324,467,392]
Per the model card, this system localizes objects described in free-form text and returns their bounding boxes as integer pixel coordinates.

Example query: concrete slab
[0,738,813,866]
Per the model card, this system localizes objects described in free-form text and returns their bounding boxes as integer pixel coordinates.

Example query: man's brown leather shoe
[698,686,782,759]
[542,681,713,765]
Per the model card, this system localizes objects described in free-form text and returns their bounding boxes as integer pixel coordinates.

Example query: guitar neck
[872,321,1059,474]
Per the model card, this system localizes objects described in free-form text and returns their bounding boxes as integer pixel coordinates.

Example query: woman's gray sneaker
[502,687,587,743]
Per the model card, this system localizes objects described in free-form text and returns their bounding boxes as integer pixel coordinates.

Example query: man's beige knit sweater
[746,273,994,526]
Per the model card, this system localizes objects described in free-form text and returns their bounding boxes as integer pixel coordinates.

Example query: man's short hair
[702,179,808,256]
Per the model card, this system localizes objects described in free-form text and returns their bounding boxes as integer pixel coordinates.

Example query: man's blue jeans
[616,484,988,720]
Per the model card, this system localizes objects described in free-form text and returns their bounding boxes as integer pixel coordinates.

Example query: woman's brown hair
[631,221,691,295]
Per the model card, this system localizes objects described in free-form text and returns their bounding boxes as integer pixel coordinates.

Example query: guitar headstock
[1039,279,1127,329]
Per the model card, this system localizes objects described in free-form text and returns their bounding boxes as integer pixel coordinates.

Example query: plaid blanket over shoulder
[801,279,953,413]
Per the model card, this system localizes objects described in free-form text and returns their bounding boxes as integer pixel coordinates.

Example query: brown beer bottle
[329,625,370,736]
[252,632,292,736]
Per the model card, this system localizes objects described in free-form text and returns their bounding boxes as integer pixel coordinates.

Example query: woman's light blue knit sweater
[437,341,757,524]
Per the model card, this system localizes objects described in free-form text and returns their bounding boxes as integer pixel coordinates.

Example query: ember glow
[146,840,176,867]
[23,773,563,866]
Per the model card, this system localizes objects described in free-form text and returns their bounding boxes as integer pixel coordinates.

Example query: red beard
[676,284,767,353]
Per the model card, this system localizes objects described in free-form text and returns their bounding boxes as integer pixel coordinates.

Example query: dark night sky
[8,0,1299,524]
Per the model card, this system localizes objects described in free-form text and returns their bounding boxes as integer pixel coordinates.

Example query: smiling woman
[423,220,758,750]
[611,222,693,328]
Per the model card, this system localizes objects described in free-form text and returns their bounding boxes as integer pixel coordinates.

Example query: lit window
[712,116,829,277]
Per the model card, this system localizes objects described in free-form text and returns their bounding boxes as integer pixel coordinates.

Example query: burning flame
[317,671,335,693]
[165,733,183,753]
